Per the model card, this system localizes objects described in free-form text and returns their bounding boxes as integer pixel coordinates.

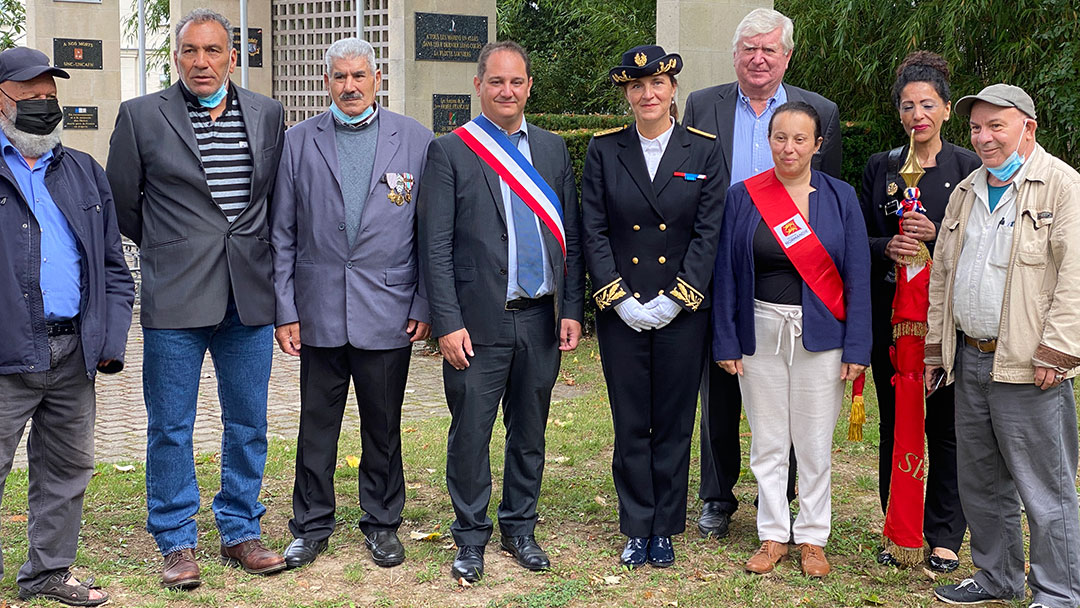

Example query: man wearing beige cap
[925,83,1080,607]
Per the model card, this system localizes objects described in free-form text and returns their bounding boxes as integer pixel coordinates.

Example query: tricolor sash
[454,115,566,256]
[744,169,846,321]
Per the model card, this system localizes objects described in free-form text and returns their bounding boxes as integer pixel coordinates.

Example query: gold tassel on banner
[847,394,865,441]
[882,537,925,567]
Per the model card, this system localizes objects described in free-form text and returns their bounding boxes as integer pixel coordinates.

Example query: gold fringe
[893,321,928,341]
[895,242,932,268]
[882,537,926,567]
[847,395,865,441]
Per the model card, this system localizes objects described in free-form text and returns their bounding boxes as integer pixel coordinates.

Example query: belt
[505,295,552,311]
[963,333,997,353]
[46,318,77,337]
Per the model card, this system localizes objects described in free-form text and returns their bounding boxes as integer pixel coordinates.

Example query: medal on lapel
[385,172,415,206]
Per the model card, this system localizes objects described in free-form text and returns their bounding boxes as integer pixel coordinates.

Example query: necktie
[507,131,544,297]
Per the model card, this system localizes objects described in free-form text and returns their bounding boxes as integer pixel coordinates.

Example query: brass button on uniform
[633,292,641,298]
[631,257,639,264]
[633,225,641,231]
[659,223,667,231]
[658,290,665,295]
[658,256,667,264]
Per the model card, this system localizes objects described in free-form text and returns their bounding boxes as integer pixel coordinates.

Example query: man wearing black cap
[0,46,134,607]
[926,83,1080,607]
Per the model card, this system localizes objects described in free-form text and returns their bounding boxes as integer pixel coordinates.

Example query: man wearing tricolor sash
[417,40,585,584]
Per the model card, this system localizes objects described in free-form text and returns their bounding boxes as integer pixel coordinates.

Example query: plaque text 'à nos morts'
[415,13,487,62]
[53,38,103,70]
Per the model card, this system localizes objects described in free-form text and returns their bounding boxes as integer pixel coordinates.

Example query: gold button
[631,257,639,264]
[659,223,667,231]
[633,292,641,298]
[633,225,641,231]
[658,256,667,264]
[658,290,665,295]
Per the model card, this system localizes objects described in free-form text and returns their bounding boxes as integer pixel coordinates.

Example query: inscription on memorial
[63,106,98,130]
[432,94,471,135]
[53,38,103,70]
[415,13,487,62]
[232,28,263,68]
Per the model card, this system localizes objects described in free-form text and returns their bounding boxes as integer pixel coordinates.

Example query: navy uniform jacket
[582,123,727,314]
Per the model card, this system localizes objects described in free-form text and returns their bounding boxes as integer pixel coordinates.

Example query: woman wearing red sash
[712,101,871,577]
[860,52,980,571]
[581,45,725,569]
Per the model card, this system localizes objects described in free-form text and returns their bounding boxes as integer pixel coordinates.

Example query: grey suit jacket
[107,82,286,328]
[271,109,434,349]
[683,81,842,180]
[417,123,585,345]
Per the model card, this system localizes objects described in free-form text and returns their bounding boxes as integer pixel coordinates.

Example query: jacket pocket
[143,236,188,250]
[455,266,476,282]
[385,265,418,286]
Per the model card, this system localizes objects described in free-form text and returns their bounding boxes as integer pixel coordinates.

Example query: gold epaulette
[687,127,717,140]
[593,125,628,137]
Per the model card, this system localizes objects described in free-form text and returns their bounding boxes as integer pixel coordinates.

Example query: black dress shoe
[648,536,675,567]
[451,545,485,582]
[365,530,405,567]
[697,501,731,538]
[283,537,328,570]
[499,535,550,571]
[928,553,959,573]
[620,537,648,568]
[876,547,899,567]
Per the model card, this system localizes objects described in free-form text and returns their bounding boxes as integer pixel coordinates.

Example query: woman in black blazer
[860,51,981,572]
[581,45,725,569]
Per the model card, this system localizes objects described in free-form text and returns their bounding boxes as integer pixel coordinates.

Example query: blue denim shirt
[0,130,81,320]
[730,84,787,186]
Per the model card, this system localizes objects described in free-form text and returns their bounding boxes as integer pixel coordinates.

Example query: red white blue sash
[454,115,566,256]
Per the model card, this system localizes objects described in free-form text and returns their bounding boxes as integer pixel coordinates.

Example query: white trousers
[739,299,844,546]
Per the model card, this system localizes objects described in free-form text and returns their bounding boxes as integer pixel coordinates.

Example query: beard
[0,107,62,159]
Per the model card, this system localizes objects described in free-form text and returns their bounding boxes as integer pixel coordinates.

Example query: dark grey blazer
[107,82,286,329]
[270,109,434,349]
[683,81,843,179]
[417,123,585,345]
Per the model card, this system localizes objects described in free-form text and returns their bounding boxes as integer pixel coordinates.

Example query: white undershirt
[637,117,675,180]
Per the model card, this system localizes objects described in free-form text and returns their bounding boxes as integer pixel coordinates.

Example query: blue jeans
[142,302,273,555]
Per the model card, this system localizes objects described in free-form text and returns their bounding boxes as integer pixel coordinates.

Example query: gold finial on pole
[899,130,925,190]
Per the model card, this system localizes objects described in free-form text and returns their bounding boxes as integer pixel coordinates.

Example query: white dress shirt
[638,118,675,180]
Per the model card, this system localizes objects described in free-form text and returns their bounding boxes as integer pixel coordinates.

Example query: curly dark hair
[890,50,951,108]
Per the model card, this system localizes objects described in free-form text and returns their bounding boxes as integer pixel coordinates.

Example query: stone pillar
[27,0,122,165]
[387,0,496,133]
[170,0,273,98]
[657,0,773,108]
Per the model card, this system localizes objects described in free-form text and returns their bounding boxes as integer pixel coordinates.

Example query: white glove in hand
[615,298,662,332]
[643,295,681,330]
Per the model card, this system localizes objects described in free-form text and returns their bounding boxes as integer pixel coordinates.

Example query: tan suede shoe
[745,540,788,574]
[799,543,830,577]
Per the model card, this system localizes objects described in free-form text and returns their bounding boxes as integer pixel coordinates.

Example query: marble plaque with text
[53,38,102,70]
[415,13,487,62]
[63,106,98,130]
[432,94,471,134]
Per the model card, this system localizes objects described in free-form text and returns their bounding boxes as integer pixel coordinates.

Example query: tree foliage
[777,0,1080,167]
[497,0,656,115]
[0,0,26,51]
[122,0,173,77]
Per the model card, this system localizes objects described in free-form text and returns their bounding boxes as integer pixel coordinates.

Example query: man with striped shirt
[106,8,287,590]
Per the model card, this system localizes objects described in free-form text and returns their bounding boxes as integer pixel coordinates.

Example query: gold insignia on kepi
[611,70,632,83]
[670,278,704,311]
[887,182,898,196]
[594,125,628,137]
[652,58,678,75]
[687,127,716,140]
[593,278,627,310]
[634,52,647,67]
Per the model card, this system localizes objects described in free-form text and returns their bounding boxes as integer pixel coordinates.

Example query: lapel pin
[674,172,706,181]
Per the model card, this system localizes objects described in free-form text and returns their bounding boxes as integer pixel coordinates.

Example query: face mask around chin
[986,119,1030,181]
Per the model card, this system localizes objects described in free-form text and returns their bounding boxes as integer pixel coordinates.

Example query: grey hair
[324,37,377,75]
[731,8,794,55]
[175,8,231,45]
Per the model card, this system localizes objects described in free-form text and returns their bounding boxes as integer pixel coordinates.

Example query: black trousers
[871,317,966,552]
[443,303,559,547]
[289,343,412,540]
[598,310,707,537]
[699,319,797,514]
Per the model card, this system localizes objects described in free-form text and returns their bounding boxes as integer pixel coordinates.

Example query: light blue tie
[507,131,544,297]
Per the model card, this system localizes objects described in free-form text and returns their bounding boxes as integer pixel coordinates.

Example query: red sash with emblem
[743,169,846,321]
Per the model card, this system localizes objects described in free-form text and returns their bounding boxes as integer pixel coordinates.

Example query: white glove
[643,295,681,329]
[615,298,662,332]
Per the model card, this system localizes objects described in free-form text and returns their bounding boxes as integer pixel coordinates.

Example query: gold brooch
[634,52,647,67]
[887,182,898,196]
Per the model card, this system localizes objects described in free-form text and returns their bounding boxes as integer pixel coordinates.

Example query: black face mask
[1,89,63,135]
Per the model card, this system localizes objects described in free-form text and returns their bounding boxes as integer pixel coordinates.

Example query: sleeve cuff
[924,342,943,367]
[1033,343,1080,371]
[666,277,705,312]
[593,277,629,311]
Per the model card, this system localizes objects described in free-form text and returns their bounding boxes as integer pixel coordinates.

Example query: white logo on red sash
[772,213,812,248]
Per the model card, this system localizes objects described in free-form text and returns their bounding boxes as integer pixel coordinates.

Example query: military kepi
[609,45,682,85]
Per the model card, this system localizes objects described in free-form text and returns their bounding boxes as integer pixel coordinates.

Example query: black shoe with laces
[934,578,1009,605]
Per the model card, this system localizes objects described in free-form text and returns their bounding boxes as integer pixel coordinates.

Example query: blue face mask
[181,79,228,108]
[330,102,374,125]
[987,119,1030,181]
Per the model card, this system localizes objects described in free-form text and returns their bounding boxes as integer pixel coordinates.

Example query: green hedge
[527,113,633,131]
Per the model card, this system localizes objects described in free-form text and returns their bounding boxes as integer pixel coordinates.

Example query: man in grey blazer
[270,37,433,570]
[417,40,585,583]
[681,7,843,541]
[106,8,286,589]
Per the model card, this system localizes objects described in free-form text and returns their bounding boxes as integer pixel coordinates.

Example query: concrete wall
[170,0,273,97]
[657,0,773,110]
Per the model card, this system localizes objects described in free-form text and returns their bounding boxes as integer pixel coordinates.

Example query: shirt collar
[737,83,787,111]
[637,117,675,149]
[0,128,55,171]
[483,113,529,141]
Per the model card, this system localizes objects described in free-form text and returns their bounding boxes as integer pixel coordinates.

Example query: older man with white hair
[682,7,842,544]
[271,37,434,570]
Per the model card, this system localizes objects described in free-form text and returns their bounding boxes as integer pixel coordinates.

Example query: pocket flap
[384,265,418,286]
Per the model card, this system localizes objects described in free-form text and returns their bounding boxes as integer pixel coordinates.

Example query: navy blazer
[711,170,872,365]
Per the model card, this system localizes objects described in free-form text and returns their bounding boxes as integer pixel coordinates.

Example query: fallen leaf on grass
[345,455,360,468]
[406,482,423,490]
[547,456,569,464]
[550,418,568,427]
[594,495,608,507]
[403,427,418,433]
[862,594,886,605]
[113,464,135,472]
[409,530,442,541]
[6,515,27,523]
[603,575,621,585]
[457,577,472,588]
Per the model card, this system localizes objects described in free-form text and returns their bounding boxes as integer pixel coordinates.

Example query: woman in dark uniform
[860,51,981,572]
[581,45,725,569]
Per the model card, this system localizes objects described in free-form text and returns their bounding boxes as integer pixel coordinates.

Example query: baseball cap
[0,47,71,83]
[954,83,1036,120]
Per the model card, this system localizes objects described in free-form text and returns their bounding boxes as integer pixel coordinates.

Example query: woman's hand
[901,212,936,242]
[840,363,867,381]
[717,359,743,376]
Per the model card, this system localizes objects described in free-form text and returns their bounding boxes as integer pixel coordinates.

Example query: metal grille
[271,0,391,126]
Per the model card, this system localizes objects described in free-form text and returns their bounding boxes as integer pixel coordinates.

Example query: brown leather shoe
[745,540,788,574]
[162,548,201,590]
[799,543,830,577]
[220,539,287,575]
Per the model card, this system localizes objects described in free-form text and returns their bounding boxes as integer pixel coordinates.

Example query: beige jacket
[925,144,1080,383]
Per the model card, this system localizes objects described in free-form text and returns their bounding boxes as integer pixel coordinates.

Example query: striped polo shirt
[184,83,253,222]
